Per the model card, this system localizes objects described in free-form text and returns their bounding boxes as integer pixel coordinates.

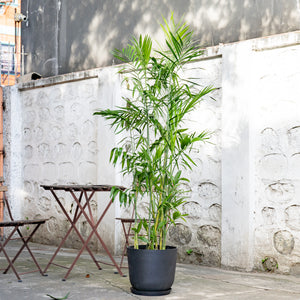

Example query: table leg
[69,192,124,277]
[44,189,101,275]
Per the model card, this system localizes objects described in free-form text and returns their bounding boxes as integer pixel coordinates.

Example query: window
[0,44,15,74]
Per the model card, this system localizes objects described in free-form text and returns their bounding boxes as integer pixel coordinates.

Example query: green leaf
[120,191,127,204]
[186,249,193,255]
[173,211,181,220]
[46,292,70,300]
[138,236,149,244]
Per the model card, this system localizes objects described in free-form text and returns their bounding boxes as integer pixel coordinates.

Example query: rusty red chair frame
[116,215,135,269]
[116,213,157,268]
[0,179,48,282]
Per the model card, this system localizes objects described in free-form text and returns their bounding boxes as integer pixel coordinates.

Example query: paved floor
[1,241,300,300]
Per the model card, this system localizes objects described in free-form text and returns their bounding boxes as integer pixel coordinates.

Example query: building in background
[21,0,300,78]
[0,0,23,86]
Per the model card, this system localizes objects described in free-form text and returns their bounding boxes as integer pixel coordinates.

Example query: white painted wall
[4,68,124,254]
[221,32,300,273]
[3,31,300,273]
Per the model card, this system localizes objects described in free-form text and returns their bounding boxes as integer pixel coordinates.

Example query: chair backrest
[0,176,13,222]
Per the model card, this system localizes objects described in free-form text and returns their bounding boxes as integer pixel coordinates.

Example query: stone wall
[4,31,300,273]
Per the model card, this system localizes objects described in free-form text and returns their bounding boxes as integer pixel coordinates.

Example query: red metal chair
[116,212,156,269]
[0,177,48,281]
[116,217,135,268]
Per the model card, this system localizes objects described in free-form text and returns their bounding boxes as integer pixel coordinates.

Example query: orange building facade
[0,0,22,86]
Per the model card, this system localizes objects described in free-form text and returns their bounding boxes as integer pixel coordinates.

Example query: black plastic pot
[127,245,177,296]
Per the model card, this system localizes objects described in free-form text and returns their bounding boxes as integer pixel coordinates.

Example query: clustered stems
[94,14,214,250]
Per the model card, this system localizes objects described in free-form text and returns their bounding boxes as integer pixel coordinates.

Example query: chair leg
[0,227,23,281]
[3,224,45,276]
[119,220,133,268]
[119,238,128,268]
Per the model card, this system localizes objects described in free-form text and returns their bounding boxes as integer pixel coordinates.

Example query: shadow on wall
[22,0,300,77]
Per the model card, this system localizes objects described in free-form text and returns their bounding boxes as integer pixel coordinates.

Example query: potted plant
[94,14,215,296]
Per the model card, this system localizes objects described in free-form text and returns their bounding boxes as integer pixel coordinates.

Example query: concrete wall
[3,68,125,254]
[168,56,222,265]
[21,0,300,77]
[252,40,300,274]
[4,31,300,274]
[3,56,222,262]
[221,31,300,273]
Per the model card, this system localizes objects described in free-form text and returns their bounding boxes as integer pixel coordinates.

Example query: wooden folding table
[41,184,125,280]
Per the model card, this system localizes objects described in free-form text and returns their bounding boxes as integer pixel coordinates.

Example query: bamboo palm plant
[94,15,214,250]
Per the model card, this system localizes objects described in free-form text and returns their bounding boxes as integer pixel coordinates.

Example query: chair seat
[0,219,48,227]
[115,218,135,223]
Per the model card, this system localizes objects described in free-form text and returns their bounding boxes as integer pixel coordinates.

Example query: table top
[40,184,126,192]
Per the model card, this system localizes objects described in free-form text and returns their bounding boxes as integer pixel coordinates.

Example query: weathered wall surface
[4,68,125,253]
[221,32,300,273]
[21,0,300,77]
[4,31,300,273]
[253,43,300,274]
[4,53,222,263]
[168,57,222,266]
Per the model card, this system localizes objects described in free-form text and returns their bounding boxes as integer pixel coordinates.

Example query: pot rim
[127,245,177,251]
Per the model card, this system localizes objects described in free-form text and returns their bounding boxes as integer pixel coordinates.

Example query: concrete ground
[1,241,300,300]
